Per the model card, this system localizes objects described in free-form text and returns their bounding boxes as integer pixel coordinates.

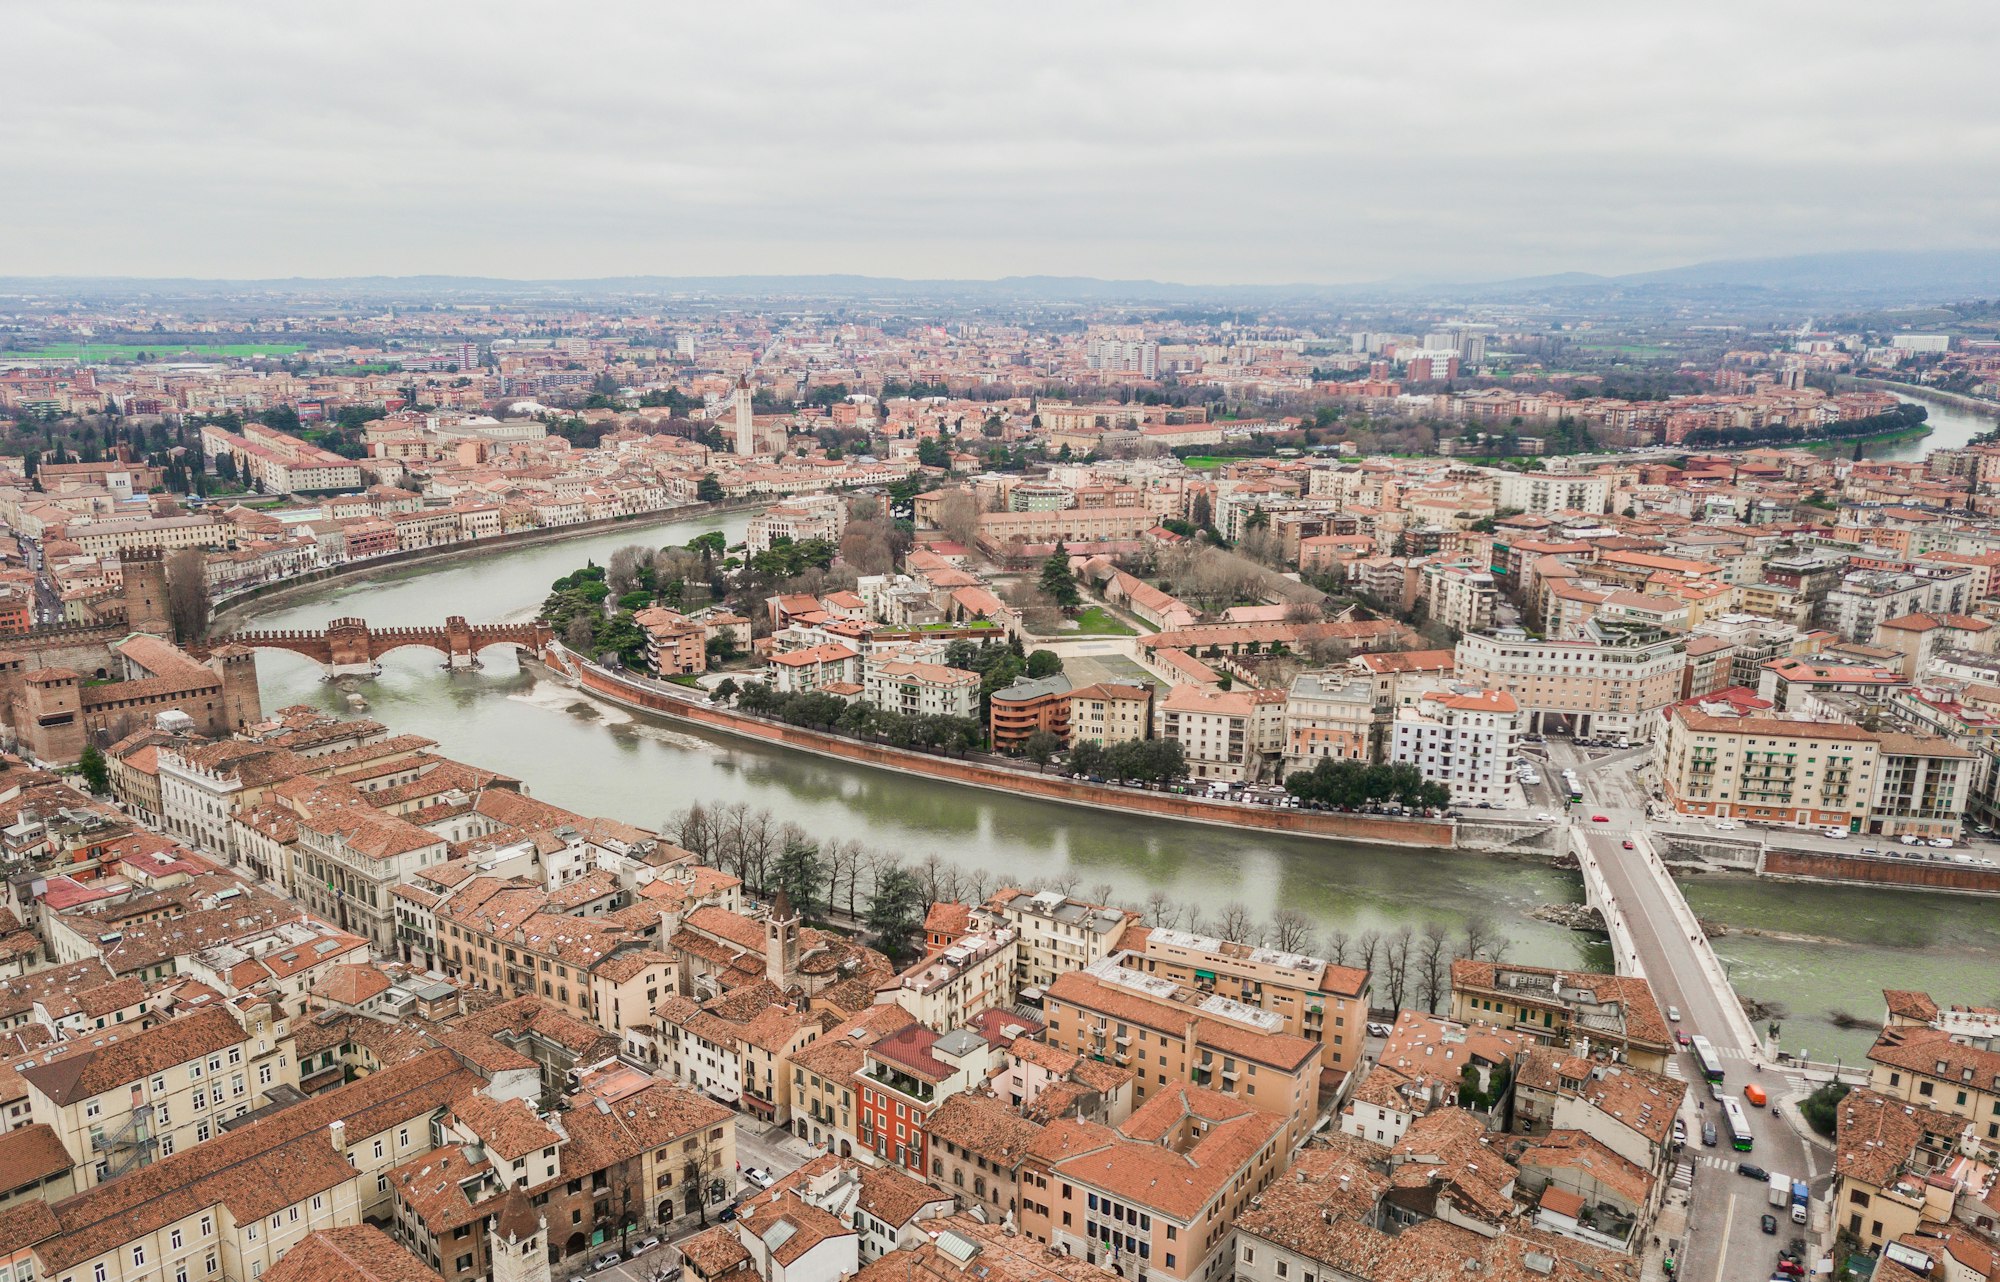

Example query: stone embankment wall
[1657,833,1762,870]
[1761,847,2000,897]
[562,656,1457,849]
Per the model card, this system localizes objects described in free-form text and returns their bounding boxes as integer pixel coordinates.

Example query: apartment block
[1454,620,1685,741]
[1389,686,1521,806]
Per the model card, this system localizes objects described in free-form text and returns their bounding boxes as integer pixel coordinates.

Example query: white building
[747,493,848,555]
[1493,471,1612,516]
[863,659,979,719]
[1389,687,1522,805]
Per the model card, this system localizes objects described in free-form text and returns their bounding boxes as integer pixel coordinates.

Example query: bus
[1689,1035,1724,1083]
[1720,1095,1753,1151]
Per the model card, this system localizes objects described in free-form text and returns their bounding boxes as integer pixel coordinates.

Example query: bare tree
[1324,928,1351,966]
[937,491,981,546]
[165,549,209,642]
[965,867,994,904]
[1382,927,1415,1010]
[1046,872,1081,896]
[1145,890,1180,930]
[1417,921,1452,1014]
[1269,908,1317,955]
[1214,903,1257,944]
[916,854,948,905]
[1089,882,1116,909]
[1461,914,1497,964]
[1355,930,1383,983]
[607,545,649,596]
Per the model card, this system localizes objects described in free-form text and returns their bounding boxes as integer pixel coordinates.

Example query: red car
[1622,839,1635,849]
[1676,1030,1692,1047]
[1592,815,1610,823]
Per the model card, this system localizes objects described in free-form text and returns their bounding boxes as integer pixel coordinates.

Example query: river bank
[209,497,768,631]
[1844,376,2000,420]
[546,647,1458,849]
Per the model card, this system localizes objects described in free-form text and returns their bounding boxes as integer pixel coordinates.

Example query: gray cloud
[6,1,1997,282]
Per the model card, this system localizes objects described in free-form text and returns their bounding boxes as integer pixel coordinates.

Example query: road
[583,1116,817,1282]
[1554,741,1827,1282]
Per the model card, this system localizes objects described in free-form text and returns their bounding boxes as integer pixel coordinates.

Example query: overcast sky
[7,2,1997,284]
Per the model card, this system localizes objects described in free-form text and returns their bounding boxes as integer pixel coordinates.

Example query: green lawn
[1068,606,1138,636]
[0,342,307,361]
[1180,456,1228,470]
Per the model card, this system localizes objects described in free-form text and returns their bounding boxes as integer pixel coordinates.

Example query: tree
[1269,908,1316,954]
[773,835,826,921]
[1416,921,1452,1013]
[1023,730,1063,772]
[1800,1081,1849,1137]
[937,491,981,546]
[864,865,927,965]
[1038,544,1082,610]
[164,549,209,642]
[563,615,597,653]
[77,743,109,794]
[1024,649,1063,678]
[711,678,739,704]
[696,473,725,503]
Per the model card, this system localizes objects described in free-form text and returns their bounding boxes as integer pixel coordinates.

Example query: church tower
[765,888,800,987]
[732,375,755,457]
[491,1186,551,1282]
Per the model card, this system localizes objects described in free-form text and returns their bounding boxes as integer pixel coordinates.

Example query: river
[233,509,1997,1062]
[1865,387,1998,460]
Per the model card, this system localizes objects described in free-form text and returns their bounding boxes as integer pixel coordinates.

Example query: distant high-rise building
[733,375,755,456]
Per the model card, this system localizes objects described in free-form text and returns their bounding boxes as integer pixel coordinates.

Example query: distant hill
[5,250,2000,307]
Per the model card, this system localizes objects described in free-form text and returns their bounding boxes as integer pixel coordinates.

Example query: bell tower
[765,888,800,986]
[491,1186,550,1282]
[733,376,755,457]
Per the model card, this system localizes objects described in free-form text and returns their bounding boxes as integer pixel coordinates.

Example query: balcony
[863,1065,936,1104]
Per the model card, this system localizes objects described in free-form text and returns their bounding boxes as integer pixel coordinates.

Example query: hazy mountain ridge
[5,250,2000,306]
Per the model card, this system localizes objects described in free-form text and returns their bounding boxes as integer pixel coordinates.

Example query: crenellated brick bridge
[211,616,555,676]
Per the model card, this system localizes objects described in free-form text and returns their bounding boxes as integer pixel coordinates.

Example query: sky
[7,1,1998,285]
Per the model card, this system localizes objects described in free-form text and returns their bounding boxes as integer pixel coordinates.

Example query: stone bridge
[213,616,556,676]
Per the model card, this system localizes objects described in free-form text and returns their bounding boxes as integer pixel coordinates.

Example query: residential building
[1064,682,1153,749]
[857,1025,995,1175]
[1280,672,1378,776]
[1042,959,1322,1149]
[1389,686,1521,806]
[1829,1089,1970,1251]
[1455,620,1686,741]
[1449,961,1671,1073]
[1116,926,1371,1074]
[989,674,1071,754]
[1020,1085,1286,1282]
[984,889,1136,994]
[864,660,980,720]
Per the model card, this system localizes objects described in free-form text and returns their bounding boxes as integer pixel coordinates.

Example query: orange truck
[1744,1083,1768,1107]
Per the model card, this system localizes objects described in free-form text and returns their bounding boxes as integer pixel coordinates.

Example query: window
[373,1140,385,1159]
[84,1101,101,1119]
[132,1248,146,1268]
[312,1195,324,1211]
[201,1216,212,1238]
[171,1230,183,1250]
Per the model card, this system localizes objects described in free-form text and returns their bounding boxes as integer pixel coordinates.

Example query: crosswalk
[1690,1152,1744,1173]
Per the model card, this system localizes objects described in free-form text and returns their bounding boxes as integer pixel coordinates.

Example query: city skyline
[8,1,1998,284]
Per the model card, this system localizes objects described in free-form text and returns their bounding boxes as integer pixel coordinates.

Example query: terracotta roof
[19,1007,244,1105]
[263,1226,441,1282]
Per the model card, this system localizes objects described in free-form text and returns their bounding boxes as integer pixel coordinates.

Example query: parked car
[744,1167,775,1189]
[1366,1022,1394,1037]
[1667,1005,1681,1022]
[633,1236,662,1255]
[1672,1119,1687,1146]
[1761,1214,1778,1235]
[593,1254,624,1273]
[1859,847,1880,856]
[1928,838,1954,848]
[1775,1261,1805,1278]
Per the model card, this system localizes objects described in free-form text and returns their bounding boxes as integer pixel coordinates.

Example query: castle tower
[206,645,264,733]
[491,1186,551,1282]
[733,375,755,458]
[21,668,84,764]
[765,887,799,986]
[122,548,172,639]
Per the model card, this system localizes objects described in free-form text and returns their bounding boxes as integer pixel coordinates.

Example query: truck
[1791,1178,1810,1224]
[1768,1172,1790,1207]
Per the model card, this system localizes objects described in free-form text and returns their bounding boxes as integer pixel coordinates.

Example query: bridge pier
[327,662,382,680]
